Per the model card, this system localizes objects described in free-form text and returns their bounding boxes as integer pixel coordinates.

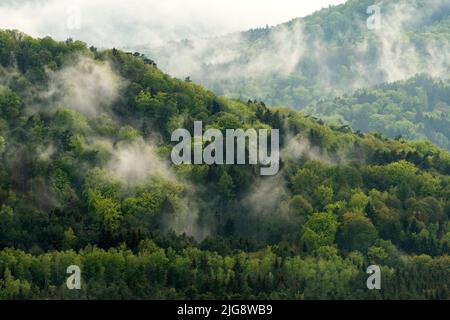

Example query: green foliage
[0,86,20,121]
[339,213,378,253]
[290,195,313,217]
[300,212,338,252]
[0,241,447,299]
[0,29,448,299]
[306,75,450,150]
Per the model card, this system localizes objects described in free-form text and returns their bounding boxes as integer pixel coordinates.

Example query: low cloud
[44,56,124,116]
[108,139,174,186]
[242,174,288,216]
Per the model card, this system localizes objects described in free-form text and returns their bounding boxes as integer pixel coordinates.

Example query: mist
[108,139,174,186]
[43,56,124,116]
[145,0,450,108]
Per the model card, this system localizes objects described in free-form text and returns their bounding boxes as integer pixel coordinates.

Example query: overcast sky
[0,0,347,48]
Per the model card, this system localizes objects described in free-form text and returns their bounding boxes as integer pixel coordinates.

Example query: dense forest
[0,29,449,299]
[304,75,450,150]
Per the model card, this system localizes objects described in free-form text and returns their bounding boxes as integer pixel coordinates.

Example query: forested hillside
[145,0,449,108]
[304,75,450,150]
[0,30,449,299]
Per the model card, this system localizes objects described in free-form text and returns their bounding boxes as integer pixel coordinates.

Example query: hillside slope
[0,30,449,299]
[304,75,450,149]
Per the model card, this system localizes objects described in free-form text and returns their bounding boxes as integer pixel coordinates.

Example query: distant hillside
[145,0,450,108]
[304,75,450,149]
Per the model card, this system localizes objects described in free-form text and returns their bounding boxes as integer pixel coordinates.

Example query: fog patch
[242,173,288,216]
[107,138,210,240]
[282,135,334,165]
[108,138,174,186]
[163,193,210,241]
[45,56,124,116]
[36,144,56,162]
